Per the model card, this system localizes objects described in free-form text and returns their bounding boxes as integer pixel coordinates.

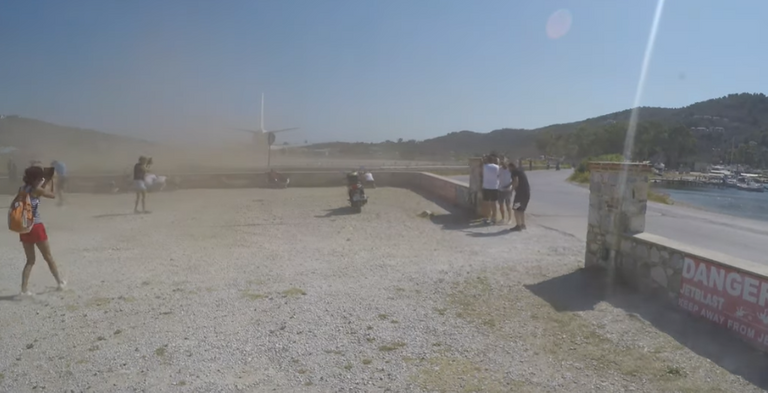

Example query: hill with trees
[3,92,768,171]
[534,93,768,169]
[312,93,768,169]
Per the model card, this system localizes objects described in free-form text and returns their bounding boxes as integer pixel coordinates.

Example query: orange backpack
[8,188,34,234]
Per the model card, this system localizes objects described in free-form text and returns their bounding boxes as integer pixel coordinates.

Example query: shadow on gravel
[403,188,478,231]
[315,207,359,218]
[93,213,137,219]
[427,213,474,231]
[526,268,768,390]
[464,229,509,238]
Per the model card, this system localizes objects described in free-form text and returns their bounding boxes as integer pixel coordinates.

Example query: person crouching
[267,169,290,189]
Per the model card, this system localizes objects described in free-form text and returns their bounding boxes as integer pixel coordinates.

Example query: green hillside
[311,93,768,168]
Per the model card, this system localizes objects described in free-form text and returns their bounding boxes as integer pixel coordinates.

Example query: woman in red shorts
[19,166,66,296]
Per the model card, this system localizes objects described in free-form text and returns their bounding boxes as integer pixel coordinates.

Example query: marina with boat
[651,165,766,193]
[650,164,767,221]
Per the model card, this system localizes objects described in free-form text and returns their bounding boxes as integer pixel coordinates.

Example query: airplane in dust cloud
[230,93,306,150]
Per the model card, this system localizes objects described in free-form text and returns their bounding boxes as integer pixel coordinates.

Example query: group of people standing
[480,154,530,232]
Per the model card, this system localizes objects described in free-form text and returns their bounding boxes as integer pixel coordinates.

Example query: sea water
[654,185,768,222]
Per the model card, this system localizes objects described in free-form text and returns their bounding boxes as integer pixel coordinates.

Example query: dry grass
[568,170,591,184]
[241,291,266,301]
[649,189,673,205]
[377,341,407,352]
[281,287,306,297]
[445,272,744,392]
[411,357,528,393]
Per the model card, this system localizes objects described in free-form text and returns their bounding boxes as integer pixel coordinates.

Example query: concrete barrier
[585,161,768,353]
[0,170,480,215]
[407,172,476,211]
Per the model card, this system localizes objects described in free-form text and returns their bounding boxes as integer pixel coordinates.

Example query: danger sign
[679,256,768,349]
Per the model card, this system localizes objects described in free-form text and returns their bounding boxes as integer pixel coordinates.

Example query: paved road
[452,170,768,264]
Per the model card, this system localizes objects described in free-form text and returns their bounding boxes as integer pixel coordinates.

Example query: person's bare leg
[134,192,141,213]
[498,202,505,222]
[505,202,512,223]
[514,211,525,229]
[490,202,498,223]
[21,242,36,294]
[141,191,146,212]
[520,211,526,229]
[36,241,65,289]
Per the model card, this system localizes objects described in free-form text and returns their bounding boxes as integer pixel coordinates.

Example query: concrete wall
[1,170,480,214]
[406,172,476,211]
[585,161,768,352]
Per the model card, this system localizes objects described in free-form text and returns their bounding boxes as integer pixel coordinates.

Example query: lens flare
[546,9,572,39]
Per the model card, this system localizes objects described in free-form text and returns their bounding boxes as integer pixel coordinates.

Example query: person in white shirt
[364,171,376,188]
[480,155,500,224]
[497,159,514,223]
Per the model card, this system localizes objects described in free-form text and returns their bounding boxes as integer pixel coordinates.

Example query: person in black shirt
[133,156,149,214]
[508,162,530,232]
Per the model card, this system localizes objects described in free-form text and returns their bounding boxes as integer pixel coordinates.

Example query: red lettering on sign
[680,257,768,350]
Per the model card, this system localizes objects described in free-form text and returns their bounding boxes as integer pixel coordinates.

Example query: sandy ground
[0,188,765,393]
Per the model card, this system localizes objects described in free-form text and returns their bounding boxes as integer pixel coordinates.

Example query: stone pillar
[468,157,483,215]
[585,161,651,270]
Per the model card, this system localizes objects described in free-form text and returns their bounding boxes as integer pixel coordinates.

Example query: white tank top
[482,164,499,190]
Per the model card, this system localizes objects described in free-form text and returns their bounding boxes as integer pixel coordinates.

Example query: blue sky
[1,0,766,144]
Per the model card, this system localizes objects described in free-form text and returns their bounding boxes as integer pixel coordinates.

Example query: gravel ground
[0,187,764,393]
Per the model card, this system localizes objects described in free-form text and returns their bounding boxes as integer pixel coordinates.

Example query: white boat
[736,177,765,192]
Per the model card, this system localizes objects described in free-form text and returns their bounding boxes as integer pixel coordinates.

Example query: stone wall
[585,162,651,272]
[585,161,768,353]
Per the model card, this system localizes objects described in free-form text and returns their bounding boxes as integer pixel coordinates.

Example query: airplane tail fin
[260,93,265,132]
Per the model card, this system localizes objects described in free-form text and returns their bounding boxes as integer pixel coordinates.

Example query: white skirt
[133,180,147,191]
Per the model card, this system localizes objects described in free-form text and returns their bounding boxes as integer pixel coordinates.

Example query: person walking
[498,160,513,224]
[18,166,66,296]
[508,161,531,232]
[7,158,18,183]
[480,155,500,224]
[51,160,67,206]
[133,156,149,214]
[363,171,376,188]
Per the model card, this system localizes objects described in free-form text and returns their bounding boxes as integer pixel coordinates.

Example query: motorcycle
[346,172,368,212]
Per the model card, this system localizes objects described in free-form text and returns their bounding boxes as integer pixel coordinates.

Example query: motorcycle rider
[346,171,365,201]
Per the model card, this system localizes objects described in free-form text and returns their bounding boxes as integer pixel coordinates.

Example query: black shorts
[498,189,513,204]
[513,193,530,212]
[481,189,498,202]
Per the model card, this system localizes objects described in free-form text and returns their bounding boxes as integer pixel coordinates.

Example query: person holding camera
[18,165,66,296]
[133,156,150,214]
